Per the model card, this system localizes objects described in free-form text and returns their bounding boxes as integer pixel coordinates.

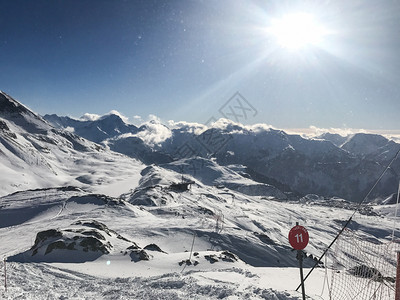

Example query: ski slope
[1,163,399,299]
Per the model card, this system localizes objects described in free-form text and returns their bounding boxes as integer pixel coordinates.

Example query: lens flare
[268,13,329,50]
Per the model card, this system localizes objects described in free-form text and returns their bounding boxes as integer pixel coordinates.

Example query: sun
[267,13,328,50]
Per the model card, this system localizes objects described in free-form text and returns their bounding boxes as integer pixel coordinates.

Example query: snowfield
[1,261,331,299]
[1,91,400,299]
[0,174,399,299]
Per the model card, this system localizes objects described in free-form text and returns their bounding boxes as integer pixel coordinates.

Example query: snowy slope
[0,91,144,197]
[159,157,287,198]
[44,113,139,144]
[1,164,399,299]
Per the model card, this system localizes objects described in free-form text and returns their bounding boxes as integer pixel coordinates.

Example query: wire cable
[296,146,400,292]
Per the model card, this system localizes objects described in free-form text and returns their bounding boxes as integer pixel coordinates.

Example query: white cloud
[80,111,130,123]
[65,126,75,133]
[148,114,161,122]
[133,114,172,147]
[307,125,364,137]
[284,127,400,143]
[246,123,275,132]
[114,133,135,140]
[80,113,101,121]
[282,126,400,140]
[209,118,236,130]
[208,118,274,134]
[367,130,400,143]
[390,135,400,143]
[104,110,129,123]
[167,120,207,135]
[132,115,143,126]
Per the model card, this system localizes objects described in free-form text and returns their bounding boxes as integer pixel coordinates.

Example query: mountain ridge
[46,110,400,201]
[2,91,399,201]
[0,91,143,197]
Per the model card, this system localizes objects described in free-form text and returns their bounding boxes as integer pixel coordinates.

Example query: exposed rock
[130,249,150,262]
[144,243,166,253]
[32,229,62,250]
[220,251,239,262]
[205,254,219,264]
[72,220,113,236]
[127,243,140,250]
[45,241,76,255]
[79,237,111,254]
[205,251,239,264]
[65,229,106,241]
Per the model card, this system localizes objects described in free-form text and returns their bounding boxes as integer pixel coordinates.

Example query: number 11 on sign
[289,225,309,250]
[295,233,303,243]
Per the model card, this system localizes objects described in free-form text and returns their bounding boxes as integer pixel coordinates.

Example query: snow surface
[1,165,399,299]
[0,92,144,197]
[1,91,400,299]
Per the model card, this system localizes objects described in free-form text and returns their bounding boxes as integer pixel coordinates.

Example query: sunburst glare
[267,13,329,50]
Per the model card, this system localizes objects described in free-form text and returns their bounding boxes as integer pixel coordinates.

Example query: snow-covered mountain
[44,113,139,143]
[0,91,143,197]
[46,111,400,201]
[44,114,174,164]
[342,133,400,161]
[316,132,348,147]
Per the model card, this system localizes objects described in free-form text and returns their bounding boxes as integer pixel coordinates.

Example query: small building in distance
[169,180,195,192]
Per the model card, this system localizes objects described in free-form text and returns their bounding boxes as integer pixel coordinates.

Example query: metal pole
[294,222,306,300]
[297,250,306,300]
[396,252,400,300]
[188,232,196,261]
[4,258,6,293]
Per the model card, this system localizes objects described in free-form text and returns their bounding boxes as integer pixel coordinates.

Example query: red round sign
[288,225,309,250]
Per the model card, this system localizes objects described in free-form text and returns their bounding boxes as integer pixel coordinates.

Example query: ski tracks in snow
[1,262,304,299]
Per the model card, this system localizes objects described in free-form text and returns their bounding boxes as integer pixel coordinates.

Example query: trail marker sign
[289,224,309,300]
[288,225,309,250]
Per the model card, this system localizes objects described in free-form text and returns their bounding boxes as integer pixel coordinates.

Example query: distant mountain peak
[100,113,123,121]
[316,132,348,147]
[44,112,138,144]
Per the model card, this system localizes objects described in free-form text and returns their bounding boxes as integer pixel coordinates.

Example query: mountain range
[0,90,399,201]
[43,103,400,202]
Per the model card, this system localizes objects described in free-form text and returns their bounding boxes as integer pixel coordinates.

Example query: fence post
[3,258,6,292]
[188,232,196,261]
[297,250,306,300]
[396,252,400,300]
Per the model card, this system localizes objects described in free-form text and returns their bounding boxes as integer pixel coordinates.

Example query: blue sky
[1,0,400,131]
